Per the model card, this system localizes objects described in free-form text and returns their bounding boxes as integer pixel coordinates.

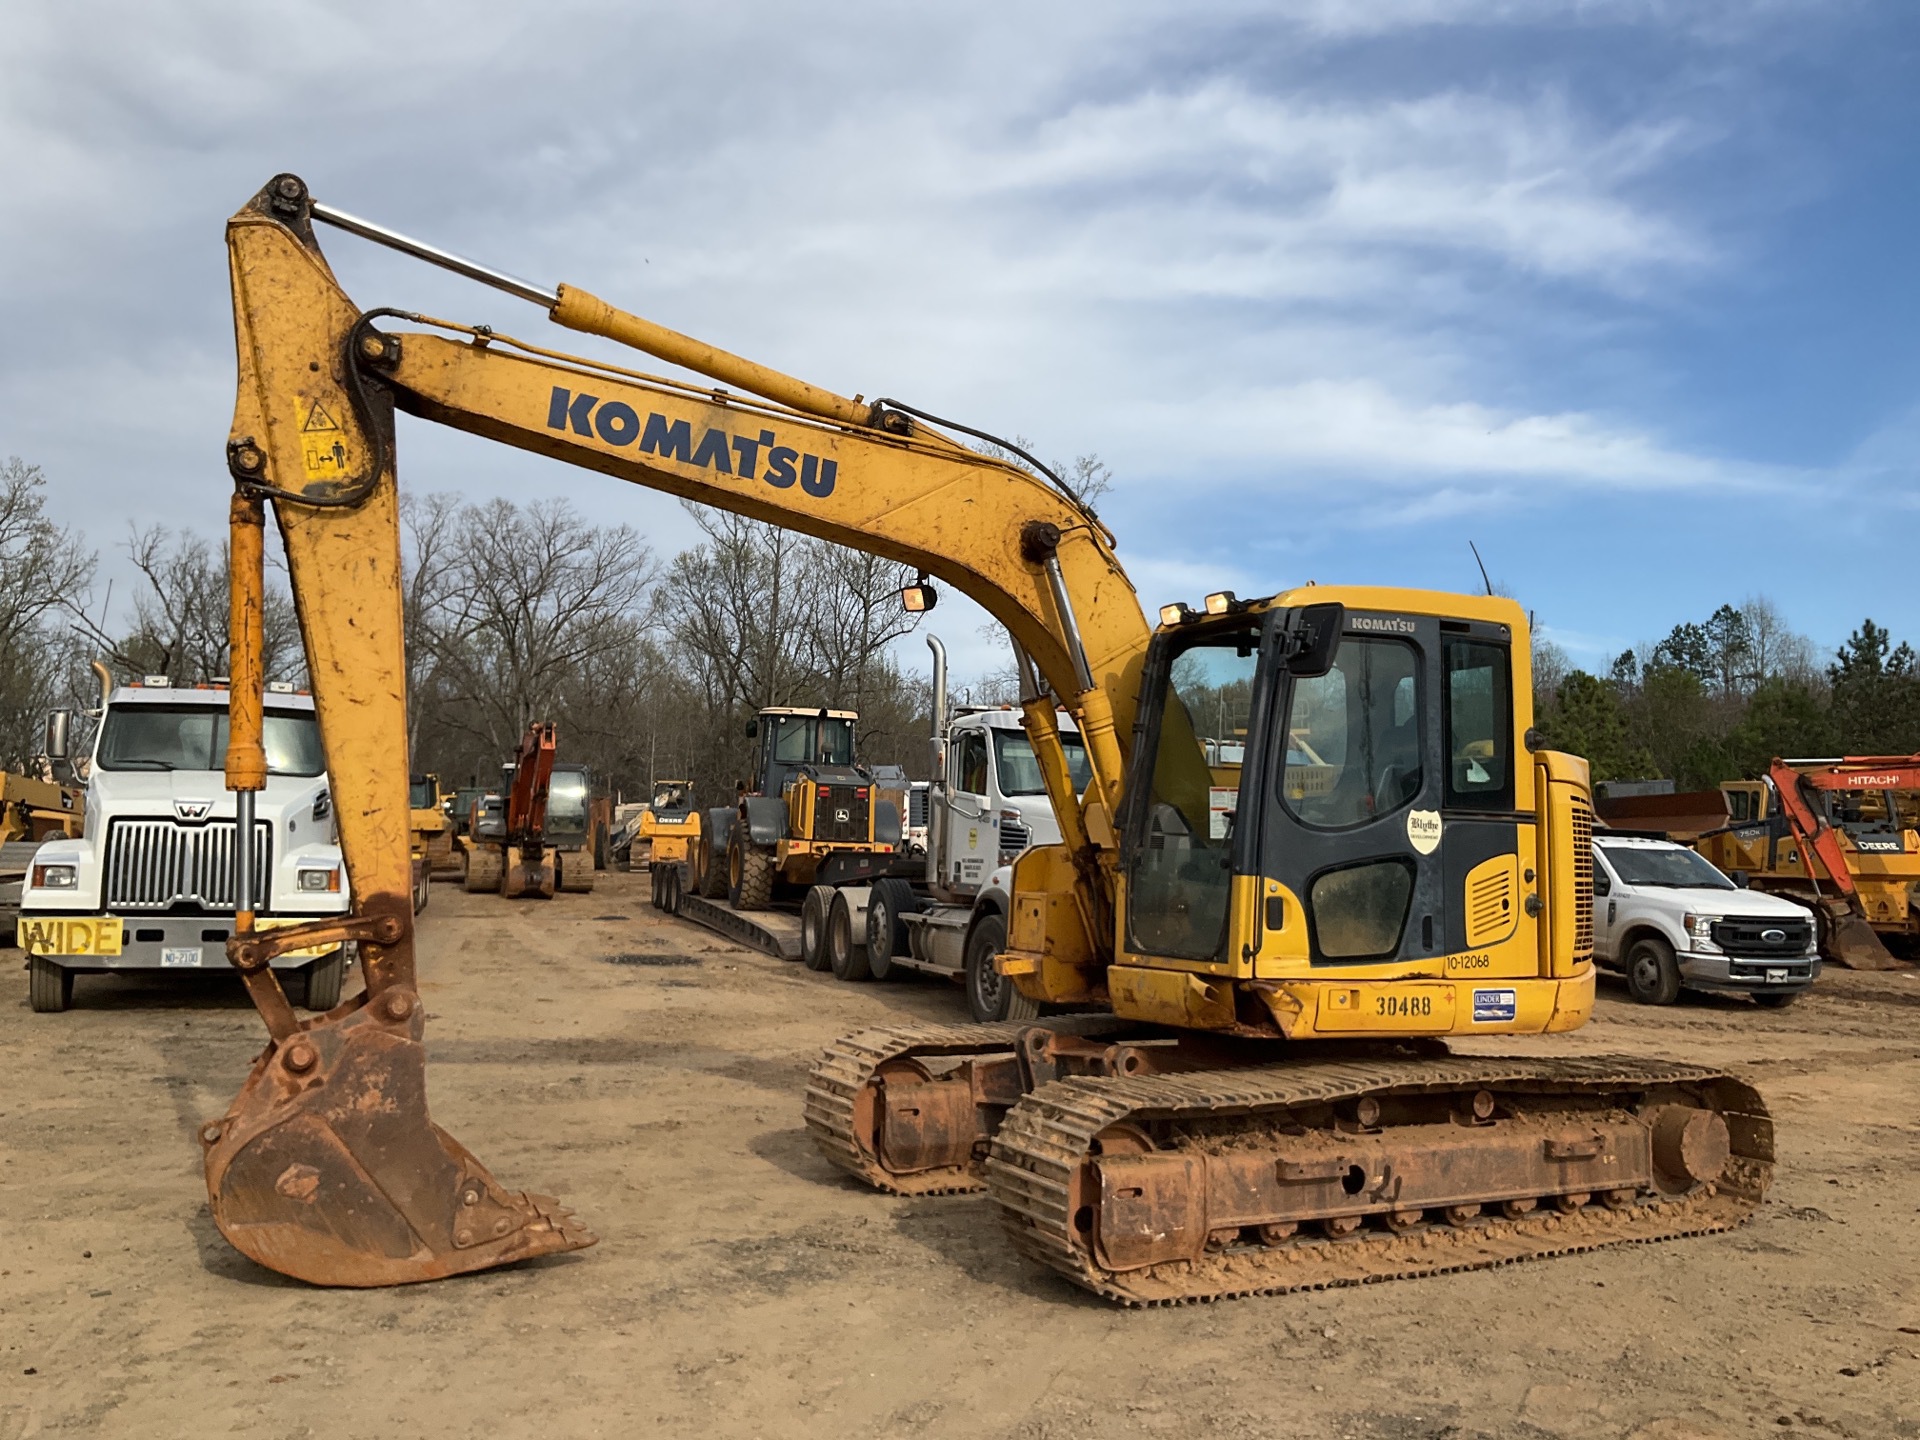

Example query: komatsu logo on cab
[546,386,837,498]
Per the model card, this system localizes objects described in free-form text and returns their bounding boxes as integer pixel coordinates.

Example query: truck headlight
[32,864,76,889]
[297,867,341,893]
[1683,913,1720,951]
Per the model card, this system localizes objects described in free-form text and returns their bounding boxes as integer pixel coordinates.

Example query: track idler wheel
[201,989,595,1286]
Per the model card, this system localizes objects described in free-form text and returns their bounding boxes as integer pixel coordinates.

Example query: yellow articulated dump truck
[190,173,1771,1300]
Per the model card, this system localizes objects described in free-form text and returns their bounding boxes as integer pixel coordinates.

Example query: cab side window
[955,733,989,796]
[1443,639,1513,811]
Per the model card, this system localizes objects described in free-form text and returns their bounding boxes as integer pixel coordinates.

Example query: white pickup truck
[18,677,352,1013]
[1592,834,1819,1008]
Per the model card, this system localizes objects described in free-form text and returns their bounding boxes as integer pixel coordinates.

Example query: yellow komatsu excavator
[207,173,1770,1298]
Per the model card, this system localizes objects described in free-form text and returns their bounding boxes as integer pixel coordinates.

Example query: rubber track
[985,1054,1773,1306]
[803,1017,1127,1195]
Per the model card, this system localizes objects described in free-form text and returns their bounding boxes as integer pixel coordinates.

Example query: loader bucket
[201,992,595,1286]
[1821,901,1903,971]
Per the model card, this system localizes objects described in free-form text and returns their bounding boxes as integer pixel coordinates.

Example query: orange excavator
[199,174,1769,1299]
[458,722,559,899]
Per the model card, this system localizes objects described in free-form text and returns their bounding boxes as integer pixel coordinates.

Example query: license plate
[161,946,202,968]
[1765,968,1788,984]
[15,916,123,957]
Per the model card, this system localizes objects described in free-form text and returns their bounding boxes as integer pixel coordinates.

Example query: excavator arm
[208,173,1148,1284]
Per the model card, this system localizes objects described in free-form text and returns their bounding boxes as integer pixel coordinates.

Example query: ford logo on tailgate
[1761,928,1785,944]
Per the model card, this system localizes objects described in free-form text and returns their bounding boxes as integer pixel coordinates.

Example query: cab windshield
[547,771,589,825]
[993,730,1093,797]
[770,715,854,766]
[96,704,326,777]
[409,777,436,809]
[1597,843,1735,891]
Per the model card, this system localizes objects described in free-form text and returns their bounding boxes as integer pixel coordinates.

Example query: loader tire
[695,824,728,899]
[801,885,835,971]
[302,950,346,1012]
[650,866,665,909]
[728,830,775,912]
[663,864,682,914]
[29,956,72,1013]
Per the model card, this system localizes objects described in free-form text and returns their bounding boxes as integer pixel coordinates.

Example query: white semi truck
[17,673,352,1013]
[808,636,1093,1021]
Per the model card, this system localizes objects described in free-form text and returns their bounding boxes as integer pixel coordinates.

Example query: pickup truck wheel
[1751,990,1800,1009]
[302,950,346,1011]
[965,914,1037,1023]
[800,885,834,971]
[1624,936,1681,1006]
[863,879,921,982]
[28,956,72,1013]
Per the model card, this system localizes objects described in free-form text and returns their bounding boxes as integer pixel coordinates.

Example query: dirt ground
[3,871,1918,1439]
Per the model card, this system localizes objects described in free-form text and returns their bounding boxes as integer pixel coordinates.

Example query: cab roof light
[1203,591,1239,616]
[268,681,296,694]
[900,573,938,613]
[1159,602,1195,627]
[143,675,170,688]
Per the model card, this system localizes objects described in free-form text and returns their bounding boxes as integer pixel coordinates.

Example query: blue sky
[1,0,1914,684]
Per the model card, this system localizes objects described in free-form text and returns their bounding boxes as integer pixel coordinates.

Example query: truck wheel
[965,915,1037,1022]
[827,890,871,982]
[29,956,72,1013]
[1624,936,1681,1006]
[1751,990,1801,1009]
[801,885,835,971]
[728,831,775,912]
[864,878,921,982]
[303,950,346,1011]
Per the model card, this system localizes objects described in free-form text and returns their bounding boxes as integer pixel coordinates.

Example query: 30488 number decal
[1375,993,1433,1018]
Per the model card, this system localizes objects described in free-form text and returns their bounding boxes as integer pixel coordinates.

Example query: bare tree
[0,459,94,764]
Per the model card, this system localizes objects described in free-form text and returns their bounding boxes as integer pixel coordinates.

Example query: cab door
[1251,611,1448,969]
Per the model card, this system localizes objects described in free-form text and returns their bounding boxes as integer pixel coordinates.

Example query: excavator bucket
[200,991,595,1286]
[1820,899,1902,971]
[501,848,556,900]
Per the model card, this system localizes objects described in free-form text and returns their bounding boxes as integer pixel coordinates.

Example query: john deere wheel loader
[695,706,900,913]
[200,173,1770,1297]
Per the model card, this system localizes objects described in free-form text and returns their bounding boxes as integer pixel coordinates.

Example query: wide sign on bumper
[17,916,122,957]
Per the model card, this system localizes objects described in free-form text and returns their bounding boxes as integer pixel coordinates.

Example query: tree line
[1533,598,1920,788]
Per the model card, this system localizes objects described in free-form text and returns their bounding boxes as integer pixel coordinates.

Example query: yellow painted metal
[1106,965,1236,1029]
[1462,853,1520,950]
[17,916,123,957]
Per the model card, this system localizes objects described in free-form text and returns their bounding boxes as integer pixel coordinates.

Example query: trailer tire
[728,830,775,912]
[302,949,346,1011]
[801,885,835,971]
[695,822,729,899]
[864,878,921,982]
[1624,935,1681,1006]
[29,956,72,1013]
[827,890,870,982]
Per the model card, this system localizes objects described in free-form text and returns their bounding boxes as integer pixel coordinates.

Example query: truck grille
[998,816,1032,856]
[104,819,272,912]
[1711,917,1813,956]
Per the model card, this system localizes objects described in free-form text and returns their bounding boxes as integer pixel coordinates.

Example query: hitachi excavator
[456,722,559,899]
[205,173,1771,1300]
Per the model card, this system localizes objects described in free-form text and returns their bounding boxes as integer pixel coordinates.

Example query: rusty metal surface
[802,1016,1130,1195]
[986,1053,1772,1305]
[201,987,595,1286]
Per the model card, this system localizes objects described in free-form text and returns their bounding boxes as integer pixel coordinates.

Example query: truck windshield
[96,705,326,776]
[1596,843,1736,891]
[992,730,1093,797]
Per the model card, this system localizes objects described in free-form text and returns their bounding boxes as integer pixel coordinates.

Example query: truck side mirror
[1592,870,1610,897]
[1286,603,1345,677]
[44,709,72,761]
[744,718,758,738]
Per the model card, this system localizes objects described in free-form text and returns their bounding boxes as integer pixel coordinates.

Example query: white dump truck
[18,673,351,1013]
